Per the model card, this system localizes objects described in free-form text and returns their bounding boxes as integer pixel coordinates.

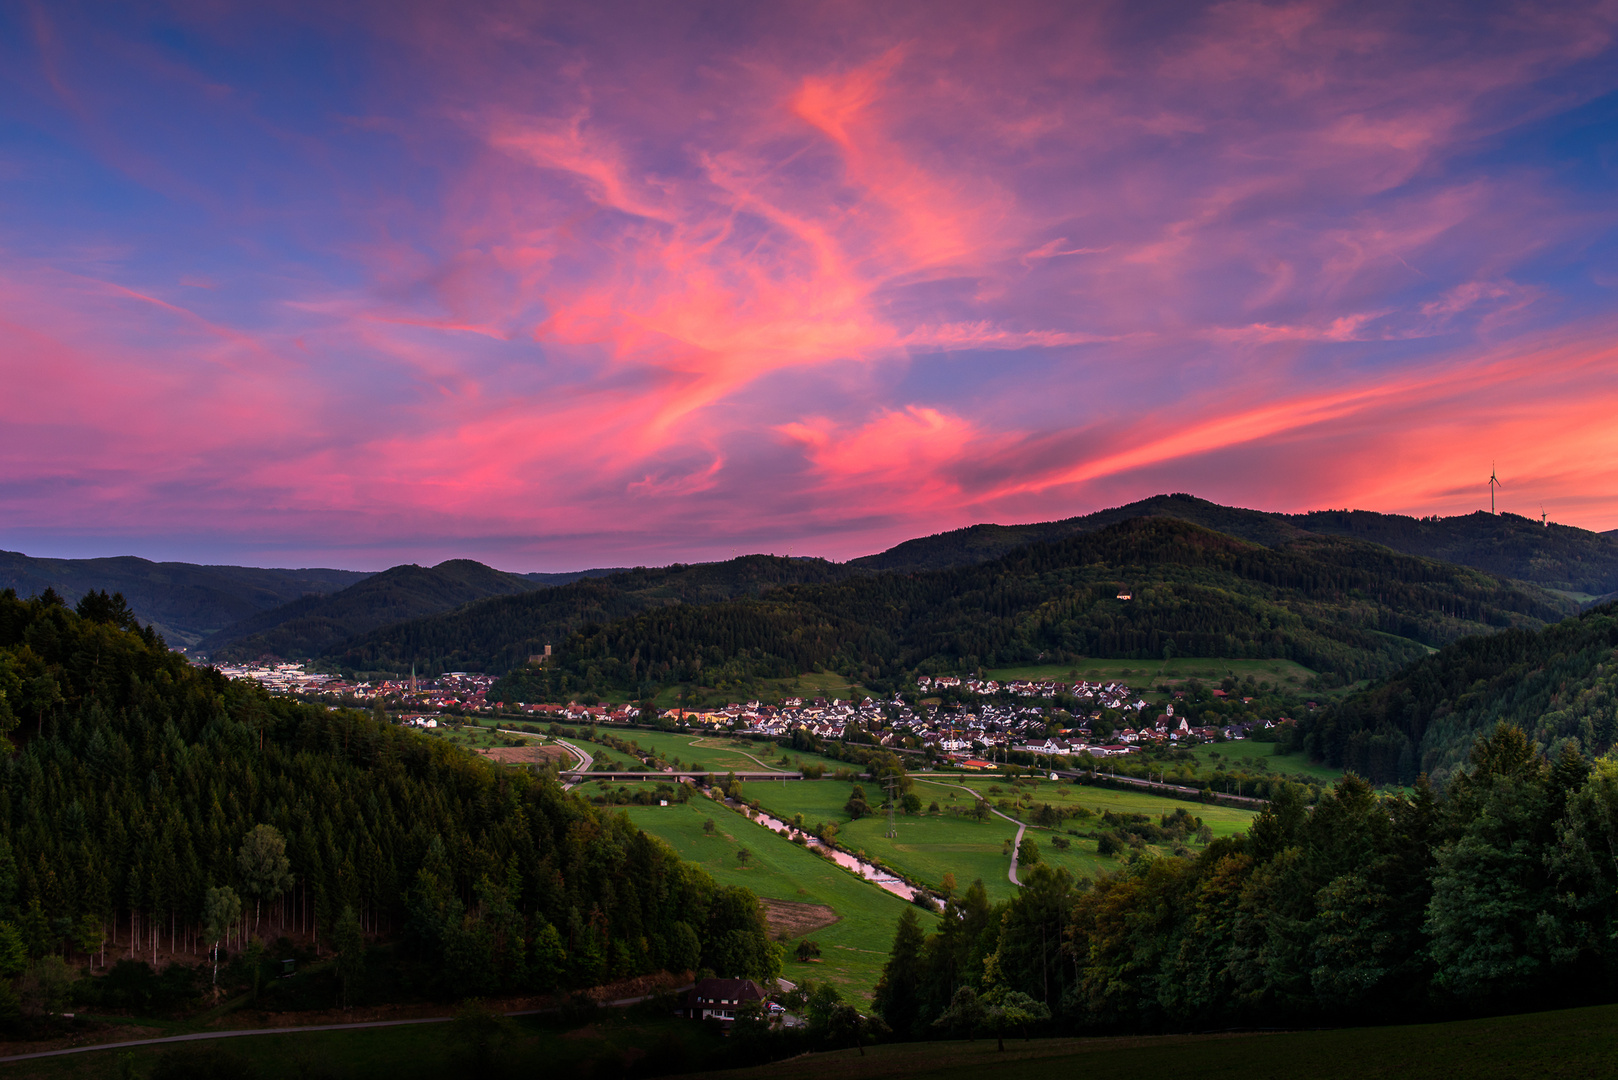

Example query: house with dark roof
[685,977,766,1026]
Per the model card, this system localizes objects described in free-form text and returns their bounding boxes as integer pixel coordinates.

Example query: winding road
[914,778,1028,887]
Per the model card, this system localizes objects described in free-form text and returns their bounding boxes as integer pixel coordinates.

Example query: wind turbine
[1489,463,1501,515]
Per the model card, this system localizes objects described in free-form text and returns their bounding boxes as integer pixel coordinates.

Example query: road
[552,738,593,788]
[0,991,684,1065]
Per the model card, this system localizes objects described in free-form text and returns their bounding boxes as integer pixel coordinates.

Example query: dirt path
[686,737,792,773]
[913,778,1027,888]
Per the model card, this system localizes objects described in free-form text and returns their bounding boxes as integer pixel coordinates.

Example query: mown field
[730,776,1258,904]
[612,792,925,1002]
[1180,740,1345,783]
[571,730,855,776]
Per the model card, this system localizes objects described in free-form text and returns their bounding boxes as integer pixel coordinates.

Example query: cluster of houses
[916,675,1140,711]
[217,660,1278,761]
[211,661,498,712]
[510,686,1273,763]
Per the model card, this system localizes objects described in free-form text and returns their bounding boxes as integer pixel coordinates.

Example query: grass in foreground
[690,1002,1618,1080]
[21,999,1617,1080]
[1,1009,727,1080]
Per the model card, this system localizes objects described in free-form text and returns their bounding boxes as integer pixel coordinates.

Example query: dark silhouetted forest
[0,551,368,648]
[872,726,1618,1037]
[0,588,776,1003]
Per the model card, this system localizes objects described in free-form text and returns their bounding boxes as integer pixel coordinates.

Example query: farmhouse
[685,977,766,1026]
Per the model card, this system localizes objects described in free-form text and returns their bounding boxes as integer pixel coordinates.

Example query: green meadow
[986,656,1320,690]
[571,729,854,776]
[1181,739,1346,784]
[612,793,925,1002]
[729,776,1259,904]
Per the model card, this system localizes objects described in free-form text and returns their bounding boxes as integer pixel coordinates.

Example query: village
[210,661,1280,764]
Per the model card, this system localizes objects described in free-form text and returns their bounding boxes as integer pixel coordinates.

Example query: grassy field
[1181,740,1345,783]
[570,730,855,776]
[612,793,925,1003]
[730,776,1258,904]
[411,719,538,751]
[22,997,1613,1080]
[986,656,1319,690]
[689,1002,1618,1080]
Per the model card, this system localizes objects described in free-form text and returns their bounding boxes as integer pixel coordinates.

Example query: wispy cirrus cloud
[1,0,1615,567]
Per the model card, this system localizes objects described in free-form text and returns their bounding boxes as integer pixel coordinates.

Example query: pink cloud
[3,1,1617,568]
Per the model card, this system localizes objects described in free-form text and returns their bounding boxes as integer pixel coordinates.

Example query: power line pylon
[885,774,898,839]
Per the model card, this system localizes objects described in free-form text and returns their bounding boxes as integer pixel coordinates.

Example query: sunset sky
[3,1,1617,570]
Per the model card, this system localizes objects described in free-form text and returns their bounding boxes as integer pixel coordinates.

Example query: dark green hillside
[202,559,544,661]
[1293,508,1618,595]
[330,554,854,676]
[849,494,1300,572]
[1301,599,1618,784]
[496,518,1571,703]
[0,588,776,1004]
[851,494,1618,594]
[0,550,368,647]
[521,567,630,586]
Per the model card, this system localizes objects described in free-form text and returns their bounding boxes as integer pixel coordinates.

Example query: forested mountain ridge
[1299,599,1618,785]
[0,588,778,1000]
[851,493,1618,594]
[200,559,548,661]
[0,550,369,648]
[493,518,1573,703]
[328,554,855,676]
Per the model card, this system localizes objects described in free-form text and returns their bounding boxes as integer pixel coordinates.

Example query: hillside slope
[329,554,856,675]
[1301,599,1618,784]
[0,587,779,1001]
[0,550,369,646]
[852,494,1618,594]
[201,559,543,660]
[495,518,1573,702]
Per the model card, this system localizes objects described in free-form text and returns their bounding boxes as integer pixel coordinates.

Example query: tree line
[1299,601,1618,784]
[492,518,1570,703]
[868,724,1618,1039]
[0,588,777,1015]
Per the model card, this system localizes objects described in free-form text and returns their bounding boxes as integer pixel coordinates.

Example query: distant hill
[493,518,1574,703]
[1302,598,1618,785]
[201,559,544,661]
[522,568,630,586]
[0,550,369,646]
[329,554,855,676]
[852,494,1618,594]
